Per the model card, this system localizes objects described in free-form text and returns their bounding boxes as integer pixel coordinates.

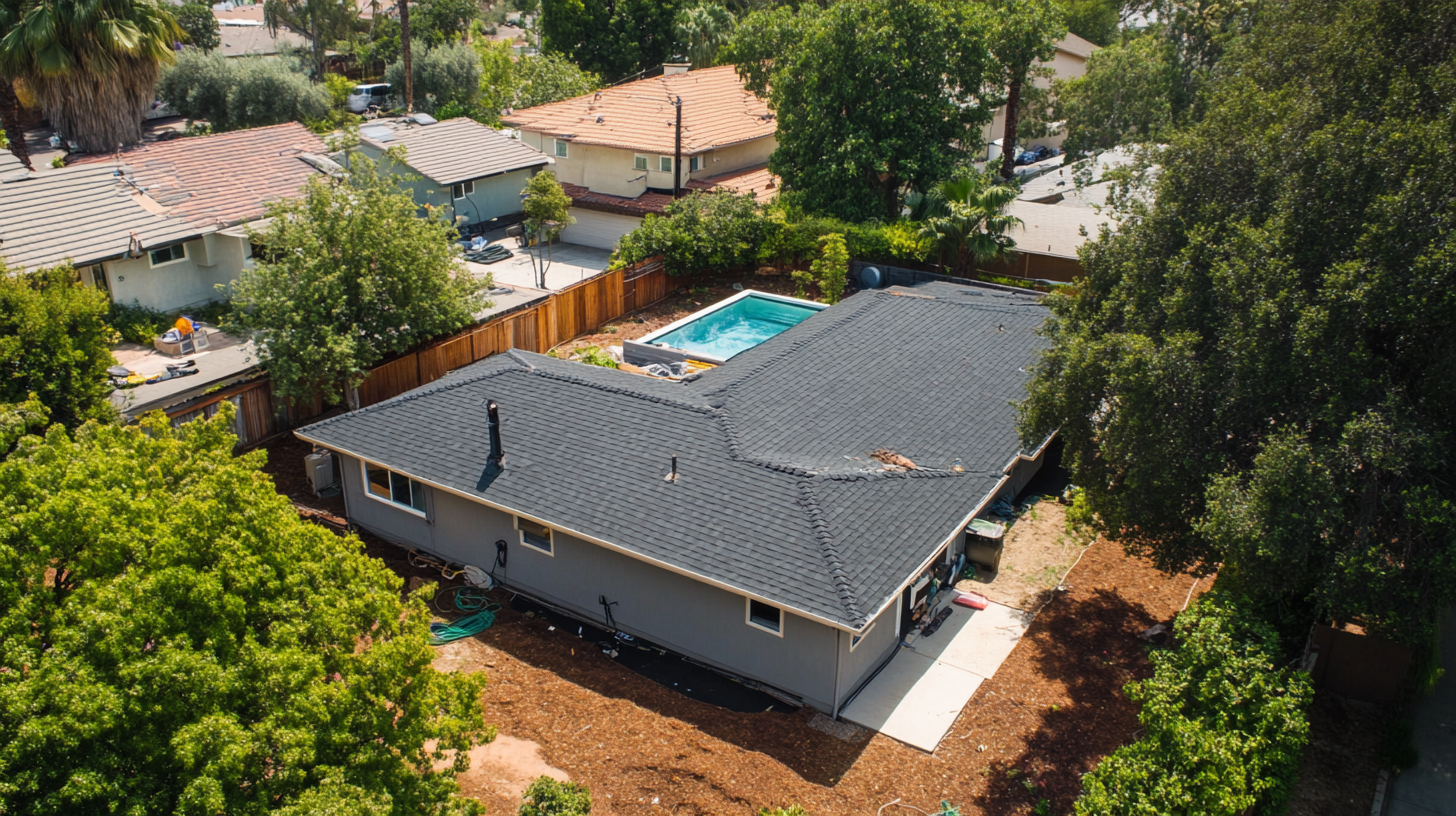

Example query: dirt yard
[960,499,1090,613]
[553,268,804,360]
[398,535,1201,816]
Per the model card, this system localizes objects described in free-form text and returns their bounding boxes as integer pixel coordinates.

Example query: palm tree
[0,0,180,154]
[674,4,734,69]
[918,176,1023,276]
[0,78,31,169]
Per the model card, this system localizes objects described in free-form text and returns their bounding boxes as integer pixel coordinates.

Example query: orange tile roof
[71,123,326,228]
[503,65,775,155]
[702,163,778,203]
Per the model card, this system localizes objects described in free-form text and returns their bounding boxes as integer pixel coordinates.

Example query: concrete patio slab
[841,650,984,751]
[464,233,612,292]
[843,600,1033,751]
[1387,606,1456,816]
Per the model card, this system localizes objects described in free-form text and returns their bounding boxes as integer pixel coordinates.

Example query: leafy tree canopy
[386,42,482,113]
[229,152,488,403]
[988,0,1066,179]
[0,407,491,814]
[0,264,116,429]
[540,0,685,81]
[724,0,1000,221]
[1018,0,1456,640]
[615,191,768,276]
[175,2,221,51]
[1053,0,1124,46]
[412,0,481,47]
[156,50,330,130]
[520,777,591,816]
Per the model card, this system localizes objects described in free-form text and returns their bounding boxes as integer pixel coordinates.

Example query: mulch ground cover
[407,533,1202,816]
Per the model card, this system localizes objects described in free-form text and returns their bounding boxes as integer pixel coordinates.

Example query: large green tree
[156,50,330,130]
[175,1,221,51]
[540,0,684,80]
[1018,0,1456,640]
[0,0,180,152]
[230,151,488,404]
[386,42,482,114]
[725,0,1000,221]
[674,3,734,67]
[0,406,491,814]
[263,0,359,78]
[0,264,115,429]
[989,0,1066,179]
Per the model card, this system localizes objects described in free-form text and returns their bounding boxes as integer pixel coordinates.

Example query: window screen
[519,518,553,553]
[634,155,648,171]
[658,156,672,172]
[748,600,782,633]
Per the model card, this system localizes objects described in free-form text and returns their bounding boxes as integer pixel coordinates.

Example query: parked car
[346,83,391,114]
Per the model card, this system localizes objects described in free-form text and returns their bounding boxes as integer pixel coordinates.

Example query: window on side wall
[658,156,672,173]
[746,598,783,636]
[634,154,648,172]
[452,180,474,199]
[363,462,427,515]
[554,139,569,158]
[850,621,876,651]
[148,243,187,267]
[689,155,701,172]
[517,517,554,555]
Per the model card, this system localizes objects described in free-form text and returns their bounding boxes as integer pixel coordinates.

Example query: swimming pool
[634,290,826,363]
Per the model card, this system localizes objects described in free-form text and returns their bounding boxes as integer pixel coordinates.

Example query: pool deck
[628,289,827,365]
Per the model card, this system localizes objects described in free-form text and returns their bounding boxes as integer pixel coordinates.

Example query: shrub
[520,777,591,816]
[324,72,355,109]
[0,264,116,429]
[615,191,770,276]
[156,51,328,131]
[1074,595,1313,816]
[812,233,849,304]
[572,346,618,369]
[107,300,234,346]
[175,2,220,51]
[386,42,481,114]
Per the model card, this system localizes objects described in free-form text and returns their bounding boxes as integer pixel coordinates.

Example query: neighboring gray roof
[217,22,308,57]
[360,117,551,186]
[1006,199,1113,259]
[300,281,1049,629]
[0,164,202,271]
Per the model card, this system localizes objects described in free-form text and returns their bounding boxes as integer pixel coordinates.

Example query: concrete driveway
[1387,607,1456,815]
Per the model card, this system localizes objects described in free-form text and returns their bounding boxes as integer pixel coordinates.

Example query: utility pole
[400,0,413,113]
[673,96,682,198]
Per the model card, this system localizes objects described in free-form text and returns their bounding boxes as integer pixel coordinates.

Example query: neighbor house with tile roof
[31,122,330,311]
[296,278,1052,714]
[354,116,553,231]
[503,64,780,249]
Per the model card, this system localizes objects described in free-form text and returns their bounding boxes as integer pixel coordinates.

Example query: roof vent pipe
[487,400,505,466]
[665,453,678,482]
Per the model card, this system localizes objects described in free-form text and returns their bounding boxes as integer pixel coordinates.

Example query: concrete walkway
[1388,607,1456,816]
[841,601,1033,751]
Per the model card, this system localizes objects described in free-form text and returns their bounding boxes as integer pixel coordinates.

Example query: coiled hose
[428,586,500,645]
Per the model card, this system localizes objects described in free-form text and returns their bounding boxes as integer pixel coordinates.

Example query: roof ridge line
[795,480,863,622]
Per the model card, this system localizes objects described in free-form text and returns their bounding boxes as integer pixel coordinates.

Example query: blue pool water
[650,294,823,360]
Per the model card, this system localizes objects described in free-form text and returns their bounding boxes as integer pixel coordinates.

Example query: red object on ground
[954,592,990,610]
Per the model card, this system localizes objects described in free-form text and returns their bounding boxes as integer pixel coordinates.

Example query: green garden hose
[429,587,500,645]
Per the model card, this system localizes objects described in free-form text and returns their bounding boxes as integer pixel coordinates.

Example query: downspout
[831,628,843,719]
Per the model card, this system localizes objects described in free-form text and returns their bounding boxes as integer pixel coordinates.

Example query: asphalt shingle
[299,280,1050,628]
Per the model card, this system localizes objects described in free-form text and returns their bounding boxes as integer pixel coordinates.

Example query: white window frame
[452,180,474,200]
[633,154,648,172]
[849,621,876,652]
[553,139,569,158]
[148,243,188,268]
[515,515,555,556]
[745,597,784,637]
[658,156,672,173]
[360,460,427,517]
[689,155,702,172]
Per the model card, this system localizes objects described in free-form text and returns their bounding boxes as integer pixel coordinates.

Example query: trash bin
[964,518,1006,574]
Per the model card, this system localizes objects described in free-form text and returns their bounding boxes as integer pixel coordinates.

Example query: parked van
[346,83,391,114]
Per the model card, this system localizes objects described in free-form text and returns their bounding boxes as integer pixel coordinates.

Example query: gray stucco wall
[338,453,881,712]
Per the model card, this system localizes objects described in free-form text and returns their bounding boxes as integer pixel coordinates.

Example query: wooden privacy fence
[356,259,668,408]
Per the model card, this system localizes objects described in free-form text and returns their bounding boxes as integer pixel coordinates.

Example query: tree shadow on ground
[973,586,1168,815]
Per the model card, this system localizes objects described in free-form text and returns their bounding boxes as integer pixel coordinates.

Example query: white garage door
[559,208,643,250]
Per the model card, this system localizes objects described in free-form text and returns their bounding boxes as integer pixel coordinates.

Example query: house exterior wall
[559,208,643,250]
[980,46,1090,156]
[101,233,249,312]
[336,451,898,712]
[359,145,535,227]
[520,131,776,197]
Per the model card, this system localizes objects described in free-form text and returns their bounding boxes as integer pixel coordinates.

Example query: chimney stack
[487,400,504,466]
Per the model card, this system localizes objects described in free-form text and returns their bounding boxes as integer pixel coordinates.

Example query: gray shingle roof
[360,117,551,186]
[299,281,1049,629]
[0,164,202,271]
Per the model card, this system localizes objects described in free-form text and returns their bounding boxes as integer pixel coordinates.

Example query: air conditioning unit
[305,450,336,493]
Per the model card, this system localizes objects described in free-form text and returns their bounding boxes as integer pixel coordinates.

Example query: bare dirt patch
[1285,692,1388,816]
[960,500,1089,613]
